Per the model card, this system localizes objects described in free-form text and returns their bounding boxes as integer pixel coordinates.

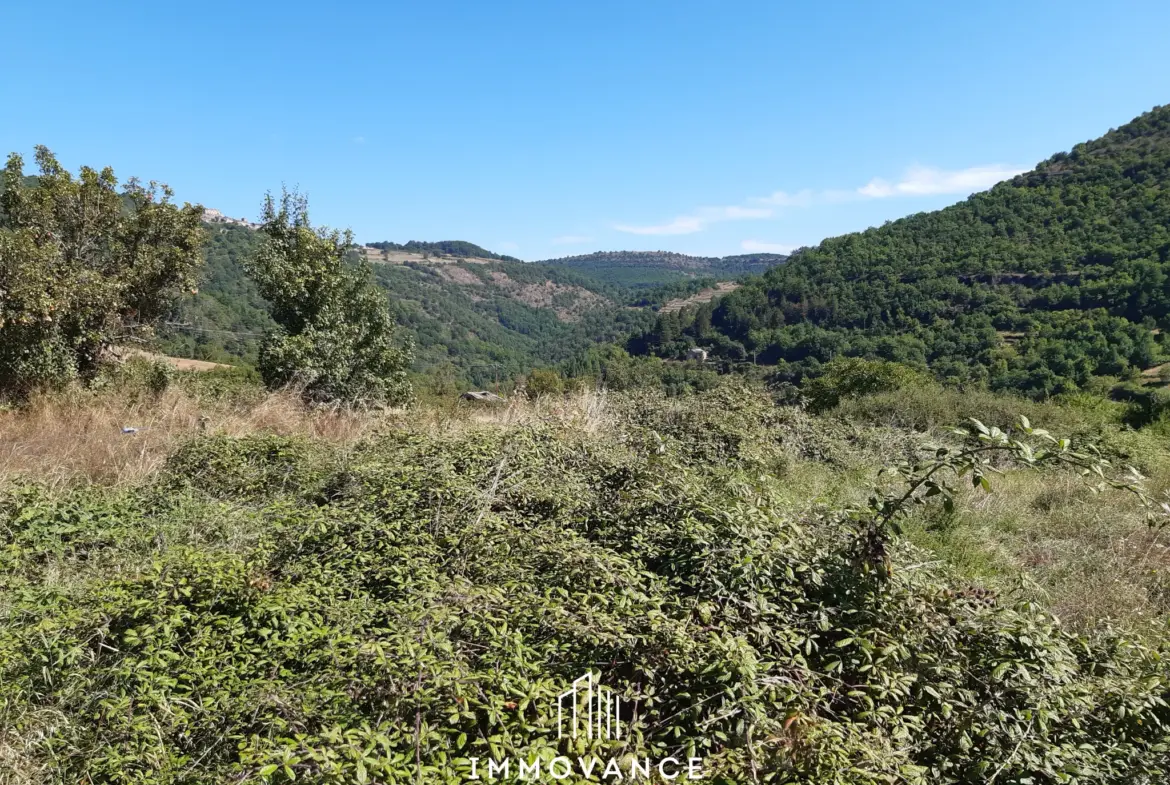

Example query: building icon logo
[466,673,705,780]
[556,672,623,741]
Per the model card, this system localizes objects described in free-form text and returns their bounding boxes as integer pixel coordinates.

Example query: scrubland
[3,368,1170,783]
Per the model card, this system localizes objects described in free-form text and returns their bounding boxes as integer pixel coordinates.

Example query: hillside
[538,249,787,286]
[159,223,274,363]
[159,224,658,384]
[649,106,1170,397]
[362,239,521,262]
[368,258,653,380]
[658,280,741,314]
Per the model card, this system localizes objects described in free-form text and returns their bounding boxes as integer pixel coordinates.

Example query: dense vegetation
[537,250,787,287]
[0,147,205,397]
[4,375,1170,783]
[372,260,656,385]
[246,191,413,406]
[639,106,1170,398]
[159,224,273,363]
[160,229,719,387]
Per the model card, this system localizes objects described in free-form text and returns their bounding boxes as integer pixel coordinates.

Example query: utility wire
[160,322,266,338]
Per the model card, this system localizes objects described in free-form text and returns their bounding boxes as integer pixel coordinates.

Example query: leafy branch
[856,415,1161,577]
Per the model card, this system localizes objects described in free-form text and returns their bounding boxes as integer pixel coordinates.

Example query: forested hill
[160,224,661,384]
[538,250,787,286]
[645,105,1170,396]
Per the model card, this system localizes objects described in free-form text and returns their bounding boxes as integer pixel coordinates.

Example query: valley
[6,48,1170,779]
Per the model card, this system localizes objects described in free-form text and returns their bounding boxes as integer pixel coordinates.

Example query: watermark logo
[466,671,705,781]
[557,671,623,741]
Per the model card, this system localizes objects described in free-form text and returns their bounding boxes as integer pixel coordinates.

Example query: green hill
[537,249,787,286]
[643,105,1170,396]
[159,225,659,385]
[160,223,274,363]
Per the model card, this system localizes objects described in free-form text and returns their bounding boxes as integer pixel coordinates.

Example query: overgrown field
[3,376,1170,783]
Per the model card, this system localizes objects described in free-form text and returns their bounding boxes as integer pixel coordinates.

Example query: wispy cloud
[614,205,772,236]
[497,241,520,252]
[753,189,816,208]
[613,162,1026,237]
[741,240,798,254]
[857,164,1024,199]
[551,234,595,245]
[352,135,366,145]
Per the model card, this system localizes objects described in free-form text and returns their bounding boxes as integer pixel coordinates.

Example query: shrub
[2,393,1170,783]
[176,365,267,404]
[162,434,329,500]
[524,367,563,399]
[802,356,929,413]
[1113,381,1170,427]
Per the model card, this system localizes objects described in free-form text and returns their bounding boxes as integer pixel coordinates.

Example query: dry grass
[0,388,385,488]
[0,387,615,489]
[903,468,1170,631]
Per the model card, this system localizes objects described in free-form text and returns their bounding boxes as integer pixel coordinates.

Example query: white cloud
[753,189,815,207]
[614,217,704,236]
[551,234,595,245]
[614,161,1026,237]
[741,240,797,254]
[717,205,772,220]
[857,164,1024,199]
[615,204,772,236]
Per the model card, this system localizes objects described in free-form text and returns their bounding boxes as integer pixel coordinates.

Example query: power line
[161,322,266,338]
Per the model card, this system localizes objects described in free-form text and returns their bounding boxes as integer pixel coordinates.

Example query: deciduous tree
[247,189,413,406]
[0,146,205,397]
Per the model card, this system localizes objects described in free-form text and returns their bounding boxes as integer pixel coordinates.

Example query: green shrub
[92,357,175,400]
[176,365,267,404]
[802,357,929,413]
[524,367,563,399]
[3,393,1170,783]
[1113,381,1170,427]
[162,434,329,500]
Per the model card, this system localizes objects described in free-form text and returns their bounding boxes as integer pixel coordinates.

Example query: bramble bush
[2,386,1170,783]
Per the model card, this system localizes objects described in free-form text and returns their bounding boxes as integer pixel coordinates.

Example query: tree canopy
[247,190,413,406]
[0,146,204,396]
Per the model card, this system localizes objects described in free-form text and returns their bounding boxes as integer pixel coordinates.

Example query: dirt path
[114,348,233,372]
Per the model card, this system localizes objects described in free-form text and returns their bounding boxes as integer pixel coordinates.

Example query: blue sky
[3,1,1169,261]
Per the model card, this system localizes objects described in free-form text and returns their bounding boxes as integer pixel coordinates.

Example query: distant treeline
[365,239,521,262]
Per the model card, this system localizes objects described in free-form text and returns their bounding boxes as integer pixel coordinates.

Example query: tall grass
[0,380,616,489]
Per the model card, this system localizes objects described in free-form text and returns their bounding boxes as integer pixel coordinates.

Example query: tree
[524,367,563,399]
[246,190,413,406]
[802,356,928,412]
[0,146,205,397]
